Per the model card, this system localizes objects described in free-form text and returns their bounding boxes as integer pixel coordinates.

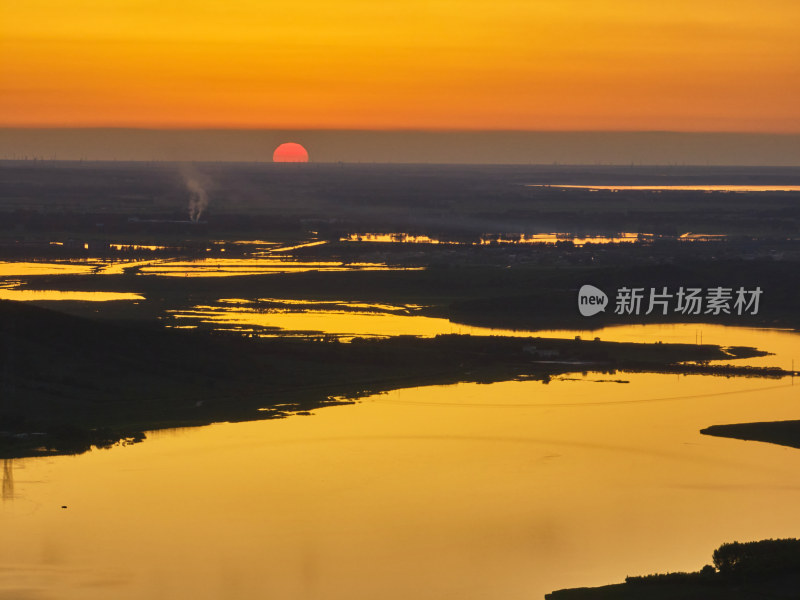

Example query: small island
[701,421,800,450]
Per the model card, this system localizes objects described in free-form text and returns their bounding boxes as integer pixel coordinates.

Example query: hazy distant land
[1,160,798,459]
[2,160,800,600]
[1,161,800,331]
[2,130,800,165]
[1,161,798,452]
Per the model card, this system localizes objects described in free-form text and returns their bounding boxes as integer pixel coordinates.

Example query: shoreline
[0,300,785,459]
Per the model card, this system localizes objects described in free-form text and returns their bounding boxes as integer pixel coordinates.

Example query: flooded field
[167,298,492,338]
[2,160,800,600]
[340,231,750,246]
[3,340,799,599]
[167,300,797,369]
[0,252,411,281]
[531,185,800,192]
[134,258,406,277]
[533,323,800,370]
[342,233,649,246]
[0,262,98,276]
[0,288,143,302]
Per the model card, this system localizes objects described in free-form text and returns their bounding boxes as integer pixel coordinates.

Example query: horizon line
[3,127,800,136]
[3,158,800,169]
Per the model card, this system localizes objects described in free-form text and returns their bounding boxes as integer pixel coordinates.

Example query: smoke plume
[180,164,209,222]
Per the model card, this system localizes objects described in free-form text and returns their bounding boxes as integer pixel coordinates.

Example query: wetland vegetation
[2,161,800,598]
[546,538,800,600]
[2,298,776,458]
[2,161,800,330]
[2,161,798,461]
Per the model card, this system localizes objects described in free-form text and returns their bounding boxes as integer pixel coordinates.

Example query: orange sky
[1,0,799,131]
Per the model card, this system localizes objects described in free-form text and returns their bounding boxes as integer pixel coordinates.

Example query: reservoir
[2,326,799,599]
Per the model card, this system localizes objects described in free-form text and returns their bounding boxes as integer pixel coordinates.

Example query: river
[2,326,799,599]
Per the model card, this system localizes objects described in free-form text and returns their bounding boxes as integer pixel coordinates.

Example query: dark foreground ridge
[702,420,800,449]
[0,300,778,458]
[546,538,800,600]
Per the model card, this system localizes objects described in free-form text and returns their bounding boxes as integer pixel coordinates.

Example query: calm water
[132,258,403,277]
[3,326,799,599]
[0,288,143,302]
[0,238,395,280]
[530,185,800,192]
[0,257,403,279]
[342,232,647,245]
[169,302,797,369]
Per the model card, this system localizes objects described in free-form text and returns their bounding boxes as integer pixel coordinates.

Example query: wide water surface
[3,346,799,599]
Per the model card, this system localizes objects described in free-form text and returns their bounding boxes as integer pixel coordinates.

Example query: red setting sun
[273,143,309,163]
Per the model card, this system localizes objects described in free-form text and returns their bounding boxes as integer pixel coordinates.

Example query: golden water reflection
[218,297,426,311]
[169,301,799,369]
[342,232,649,246]
[0,262,96,276]
[341,231,742,246]
[531,184,800,192]
[266,240,328,253]
[0,288,143,302]
[1,460,12,501]
[535,323,800,370]
[3,372,800,599]
[108,243,169,251]
[0,256,415,279]
[136,258,403,277]
[169,303,516,338]
[343,233,460,244]
[480,233,646,245]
